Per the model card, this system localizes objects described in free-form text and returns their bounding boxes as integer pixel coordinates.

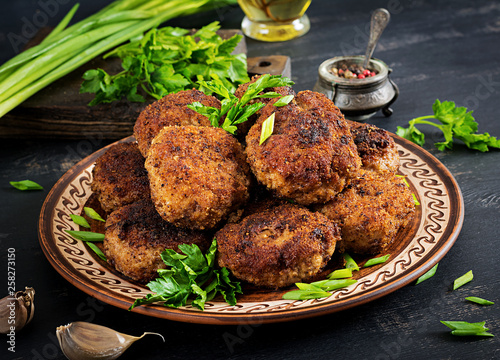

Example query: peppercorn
[329,63,378,79]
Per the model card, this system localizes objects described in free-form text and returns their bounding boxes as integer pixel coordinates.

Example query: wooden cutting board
[0,30,291,139]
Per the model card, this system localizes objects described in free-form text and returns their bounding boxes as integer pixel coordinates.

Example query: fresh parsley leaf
[10,180,43,191]
[214,267,242,306]
[187,74,294,135]
[81,22,250,105]
[129,238,241,311]
[273,94,294,107]
[396,100,500,152]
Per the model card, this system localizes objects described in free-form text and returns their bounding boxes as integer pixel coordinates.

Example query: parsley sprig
[397,100,500,152]
[80,21,249,105]
[187,74,294,134]
[129,238,241,311]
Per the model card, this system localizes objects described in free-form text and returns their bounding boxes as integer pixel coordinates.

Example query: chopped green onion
[311,279,357,291]
[342,253,359,271]
[273,94,294,107]
[453,270,473,290]
[363,254,391,268]
[441,321,486,330]
[259,112,275,145]
[415,263,439,285]
[9,180,43,191]
[282,289,332,300]
[64,230,105,242]
[86,242,107,261]
[295,283,323,291]
[465,296,494,306]
[283,278,357,301]
[441,321,494,337]
[0,0,239,118]
[41,4,80,45]
[327,268,353,279]
[70,214,91,229]
[84,207,106,222]
[451,330,494,337]
[412,193,421,206]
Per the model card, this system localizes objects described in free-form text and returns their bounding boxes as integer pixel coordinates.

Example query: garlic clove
[0,287,35,334]
[56,321,164,360]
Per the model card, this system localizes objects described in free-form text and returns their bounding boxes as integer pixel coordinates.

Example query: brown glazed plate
[38,134,464,325]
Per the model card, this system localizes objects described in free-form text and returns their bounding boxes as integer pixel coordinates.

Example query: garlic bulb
[56,321,164,360]
[0,287,35,334]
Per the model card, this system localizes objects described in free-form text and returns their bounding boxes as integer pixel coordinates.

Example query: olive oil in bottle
[238,0,311,42]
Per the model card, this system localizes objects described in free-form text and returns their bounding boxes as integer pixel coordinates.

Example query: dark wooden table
[1,0,499,359]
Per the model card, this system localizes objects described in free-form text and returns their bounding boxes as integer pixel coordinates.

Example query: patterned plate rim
[38,134,464,325]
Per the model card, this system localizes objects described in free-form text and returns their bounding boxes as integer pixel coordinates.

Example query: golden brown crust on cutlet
[346,120,400,173]
[245,92,362,205]
[134,89,220,157]
[145,125,251,230]
[103,200,210,283]
[318,170,415,255]
[216,204,340,288]
[294,90,345,119]
[90,142,150,213]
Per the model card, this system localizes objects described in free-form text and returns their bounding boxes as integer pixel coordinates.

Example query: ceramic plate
[38,135,463,325]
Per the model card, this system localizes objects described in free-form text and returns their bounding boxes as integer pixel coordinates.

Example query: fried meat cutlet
[90,142,150,213]
[347,120,400,174]
[317,170,415,255]
[103,199,210,283]
[245,92,362,205]
[294,90,345,119]
[134,89,221,157]
[145,125,251,230]
[216,204,340,288]
[233,75,296,137]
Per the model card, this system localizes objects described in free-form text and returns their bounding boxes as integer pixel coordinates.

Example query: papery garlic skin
[56,321,164,360]
[0,287,35,334]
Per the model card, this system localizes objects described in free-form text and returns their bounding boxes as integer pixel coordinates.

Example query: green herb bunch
[130,238,241,311]
[187,74,294,134]
[80,21,249,105]
[397,100,500,152]
[0,0,239,118]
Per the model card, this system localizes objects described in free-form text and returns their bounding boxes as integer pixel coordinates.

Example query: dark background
[1,0,499,359]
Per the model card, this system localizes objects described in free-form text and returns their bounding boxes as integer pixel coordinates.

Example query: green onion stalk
[0,0,238,118]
